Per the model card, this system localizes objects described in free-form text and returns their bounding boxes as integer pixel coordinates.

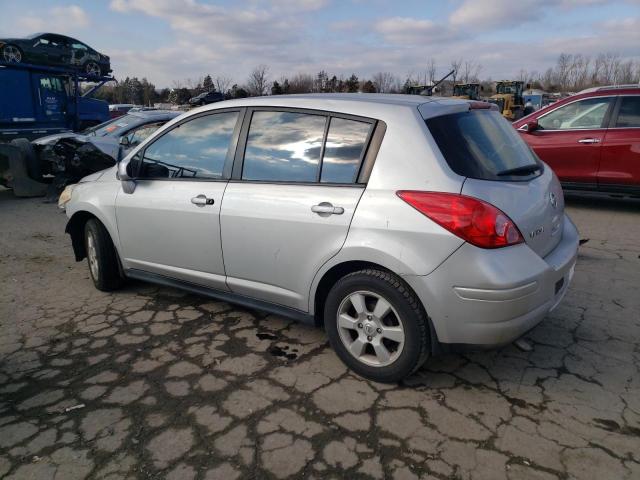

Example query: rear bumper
[404,214,579,346]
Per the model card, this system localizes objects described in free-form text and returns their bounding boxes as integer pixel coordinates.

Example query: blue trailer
[0,61,113,142]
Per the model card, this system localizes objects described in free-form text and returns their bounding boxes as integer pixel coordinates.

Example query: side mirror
[118,157,137,194]
[522,119,539,134]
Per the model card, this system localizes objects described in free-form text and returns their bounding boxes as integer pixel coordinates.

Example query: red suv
[514,86,640,196]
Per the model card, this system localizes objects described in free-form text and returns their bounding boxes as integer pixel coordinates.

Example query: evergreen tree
[271,80,283,95]
[402,78,413,94]
[316,70,328,92]
[362,80,376,93]
[345,74,359,93]
[203,74,215,92]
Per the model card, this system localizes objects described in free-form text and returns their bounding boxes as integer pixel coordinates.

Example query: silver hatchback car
[61,94,579,382]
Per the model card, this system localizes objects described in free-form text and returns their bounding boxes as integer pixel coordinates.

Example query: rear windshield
[426,109,542,181]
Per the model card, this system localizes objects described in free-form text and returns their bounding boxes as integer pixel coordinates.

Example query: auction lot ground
[0,189,639,480]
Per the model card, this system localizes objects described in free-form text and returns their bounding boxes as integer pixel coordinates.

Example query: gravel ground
[1,189,639,480]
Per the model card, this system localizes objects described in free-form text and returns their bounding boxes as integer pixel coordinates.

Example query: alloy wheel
[86,62,101,77]
[87,232,99,279]
[337,290,405,367]
[3,46,21,63]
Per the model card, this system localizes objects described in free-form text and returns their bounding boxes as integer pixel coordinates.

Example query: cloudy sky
[1,0,639,87]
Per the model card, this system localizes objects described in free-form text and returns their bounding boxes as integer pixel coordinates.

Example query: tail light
[396,191,524,249]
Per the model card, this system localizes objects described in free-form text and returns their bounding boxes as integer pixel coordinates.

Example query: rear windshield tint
[426,109,541,181]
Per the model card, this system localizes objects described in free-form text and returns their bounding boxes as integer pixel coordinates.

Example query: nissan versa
[60,94,579,382]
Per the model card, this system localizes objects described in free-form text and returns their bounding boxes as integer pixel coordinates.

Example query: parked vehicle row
[515,85,640,196]
[60,94,578,382]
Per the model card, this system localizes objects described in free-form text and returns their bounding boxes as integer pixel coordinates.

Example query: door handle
[311,202,344,215]
[578,138,600,144]
[191,194,214,207]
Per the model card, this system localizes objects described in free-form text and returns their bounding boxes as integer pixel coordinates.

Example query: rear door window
[242,111,326,182]
[241,110,373,184]
[614,96,640,128]
[426,109,541,181]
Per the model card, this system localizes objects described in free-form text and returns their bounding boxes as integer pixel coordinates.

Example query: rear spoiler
[469,101,498,110]
[418,99,498,120]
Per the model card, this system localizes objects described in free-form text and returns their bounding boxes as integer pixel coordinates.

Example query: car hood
[79,165,117,183]
[32,132,81,146]
[35,133,119,157]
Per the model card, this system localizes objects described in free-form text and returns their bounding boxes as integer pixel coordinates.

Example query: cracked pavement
[1,190,639,479]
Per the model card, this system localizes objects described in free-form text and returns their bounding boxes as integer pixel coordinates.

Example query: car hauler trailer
[0,60,113,142]
[0,61,114,196]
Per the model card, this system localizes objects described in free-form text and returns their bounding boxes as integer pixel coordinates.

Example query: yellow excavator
[489,81,525,120]
[452,83,481,100]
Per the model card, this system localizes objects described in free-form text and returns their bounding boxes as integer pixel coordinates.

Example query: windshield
[83,114,140,137]
[426,109,541,181]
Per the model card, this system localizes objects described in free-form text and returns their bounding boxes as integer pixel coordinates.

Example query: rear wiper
[497,164,541,176]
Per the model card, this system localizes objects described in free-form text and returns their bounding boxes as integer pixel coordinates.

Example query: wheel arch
[65,207,119,262]
[312,260,390,326]
[310,248,443,350]
[65,210,98,261]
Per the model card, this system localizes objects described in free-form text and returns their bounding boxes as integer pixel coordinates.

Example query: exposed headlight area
[58,183,77,209]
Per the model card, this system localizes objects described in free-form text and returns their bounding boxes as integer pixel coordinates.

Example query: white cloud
[449,0,612,30]
[103,0,639,88]
[450,0,541,29]
[18,5,90,33]
[375,17,457,45]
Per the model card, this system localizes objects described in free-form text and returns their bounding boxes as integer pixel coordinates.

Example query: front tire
[84,61,101,77]
[2,44,22,63]
[84,219,123,291]
[324,269,430,383]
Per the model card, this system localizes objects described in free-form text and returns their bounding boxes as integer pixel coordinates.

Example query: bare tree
[426,58,437,86]
[215,76,232,94]
[599,52,621,85]
[556,53,572,91]
[517,69,530,83]
[461,60,482,83]
[618,59,636,84]
[372,72,397,93]
[288,73,315,93]
[247,65,269,96]
[450,58,463,85]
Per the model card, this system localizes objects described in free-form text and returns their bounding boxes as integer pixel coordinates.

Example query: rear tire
[84,218,123,291]
[324,269,430,383]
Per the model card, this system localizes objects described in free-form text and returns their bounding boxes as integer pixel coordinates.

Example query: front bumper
[404,214,579,346]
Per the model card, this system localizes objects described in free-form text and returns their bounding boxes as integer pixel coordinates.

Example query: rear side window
[321,118,371,183]
[615,96,640,128]
[242,111,326,182]
[426,110,541,181]
[140,111,239,179]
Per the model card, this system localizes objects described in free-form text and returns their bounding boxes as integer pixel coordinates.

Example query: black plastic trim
[561,181,640,196]
[125,269,316,326]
